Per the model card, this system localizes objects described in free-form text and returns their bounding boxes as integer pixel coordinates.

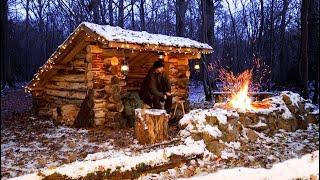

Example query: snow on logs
[135,109,169,145]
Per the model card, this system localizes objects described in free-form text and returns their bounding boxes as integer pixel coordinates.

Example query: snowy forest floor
[1,84,319,179]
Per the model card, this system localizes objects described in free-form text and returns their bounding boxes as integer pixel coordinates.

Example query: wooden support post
[134,109,169,145]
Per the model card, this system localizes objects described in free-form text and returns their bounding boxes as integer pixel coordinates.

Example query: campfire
[179,61,319,156]
[215,68,271,111]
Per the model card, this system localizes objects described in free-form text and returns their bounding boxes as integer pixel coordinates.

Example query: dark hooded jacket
[139,68,171,105]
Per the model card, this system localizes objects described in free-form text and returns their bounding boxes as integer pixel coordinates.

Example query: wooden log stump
[134,109,169,145]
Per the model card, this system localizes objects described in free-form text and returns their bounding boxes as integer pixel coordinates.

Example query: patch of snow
[8,173,42,180]
[179,108,238,126]
[220,150,238,160]
[10,141,205,180]
[203,125,222,138]
[225,142,241,150]
[84,150,127,161]
[248,120,267,128]
[178,151,319,180]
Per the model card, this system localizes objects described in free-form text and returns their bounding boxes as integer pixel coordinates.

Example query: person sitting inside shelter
[139,60,172,114]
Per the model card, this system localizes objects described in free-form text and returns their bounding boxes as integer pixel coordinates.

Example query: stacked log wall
[33,45,193,125]
[126,63,152,91]
[87,45,124,128]
[40,49,88,123]
[165,56,190,112]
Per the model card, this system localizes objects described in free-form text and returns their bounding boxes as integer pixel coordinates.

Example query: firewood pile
[179,91,319,156]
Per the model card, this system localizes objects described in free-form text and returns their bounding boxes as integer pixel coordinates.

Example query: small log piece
[134,109,169,145]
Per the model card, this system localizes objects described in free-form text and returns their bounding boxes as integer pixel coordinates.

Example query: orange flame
[212,58,272,111]
[228,69,253,110]
[229,80,252,110]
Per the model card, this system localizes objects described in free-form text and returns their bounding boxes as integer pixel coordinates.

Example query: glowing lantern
[194,62,200,71]
[121,59,129,75]
[158,52,165,59]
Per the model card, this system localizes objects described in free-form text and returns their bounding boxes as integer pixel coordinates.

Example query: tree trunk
[200,0,214,101]
[108,0,113,25]
[300,0,309,99]
[118,0,124,28]
[269,0,275,84]
[257,0,264,55]
[279,0,289,83]
[308,0,319,104]
[0,0,12,87]
[92,0,100,24]
[139,0,146,30]
[25,0,30,81]
[175,0,187,37]
[201,59,212,101]
[226,0,238,72]
[131,0,135,30]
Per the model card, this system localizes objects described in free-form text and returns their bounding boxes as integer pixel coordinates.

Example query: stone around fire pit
[178,91,319,156]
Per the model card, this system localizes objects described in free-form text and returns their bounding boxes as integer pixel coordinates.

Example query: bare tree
[175,0,187,37]
[279,0,289,83]
[109,0,114,25]
[130,0,136,30]
[1,0,12,86]
[308,0,319,104]
[300,0,309,98]
[200,0,215,101]
[269,0,275,83]
[257,0,264,54]
[91,0,101,24]
[139,0,146,30]
[225,0,238,71]
[117,0,124,27]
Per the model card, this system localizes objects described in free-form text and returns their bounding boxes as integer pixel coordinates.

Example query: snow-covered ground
[1,83,319,179]
[1,112,179,179]
[188,82,215,109]
[137,123,319,179]
[178,150,319,180]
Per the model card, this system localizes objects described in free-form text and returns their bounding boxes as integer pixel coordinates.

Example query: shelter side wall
[36,48,88,125]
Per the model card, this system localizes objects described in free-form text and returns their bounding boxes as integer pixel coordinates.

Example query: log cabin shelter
[25,22,213,127]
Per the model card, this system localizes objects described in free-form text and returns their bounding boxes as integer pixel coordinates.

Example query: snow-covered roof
[25,22,212,92]
[81,22,213,50]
